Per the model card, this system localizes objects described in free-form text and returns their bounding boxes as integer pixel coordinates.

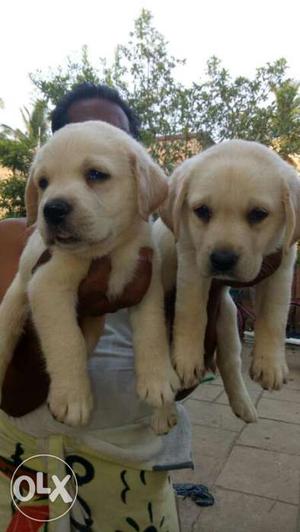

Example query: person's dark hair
[51,82,140,139]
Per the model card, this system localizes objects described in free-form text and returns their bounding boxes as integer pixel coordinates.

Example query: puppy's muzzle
[210,249,239,274]
[44,199,72,226]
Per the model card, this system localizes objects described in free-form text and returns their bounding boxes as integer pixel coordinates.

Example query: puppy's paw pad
[250,357,288,391]
[174,356,204,389]
[137,366,180,408]
[151,406,178,435]
[48,385,93,427]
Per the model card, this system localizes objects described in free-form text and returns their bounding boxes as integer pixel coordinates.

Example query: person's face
[67,97,130,134]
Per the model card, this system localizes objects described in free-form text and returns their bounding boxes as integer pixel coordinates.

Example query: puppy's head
[160,140,300,282]
[26,121,167,252]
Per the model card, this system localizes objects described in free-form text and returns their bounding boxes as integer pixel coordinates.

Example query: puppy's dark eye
[86,169,110,182]
[194,205,212,222]
[248,208,269,224]
[38,177,49,190]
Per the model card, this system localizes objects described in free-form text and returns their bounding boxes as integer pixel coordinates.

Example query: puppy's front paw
[137,363,180,408]
[173,353,205,389]
[151,404,178,435]
[48,379,93,427]
[250,353,288,391]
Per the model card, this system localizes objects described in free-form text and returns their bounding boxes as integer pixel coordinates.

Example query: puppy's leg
[129,250,180,434]
[250,245,296,390]
[173,244,211,388]
[152,218,177,293]
[216,288,257,422]
[0,273,29,387]
[28,254,92,426]
[80,316,105,355]
[150,403,178,435]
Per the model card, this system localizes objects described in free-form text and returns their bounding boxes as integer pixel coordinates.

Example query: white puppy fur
[0,121,180,432]
[154,140,300,422]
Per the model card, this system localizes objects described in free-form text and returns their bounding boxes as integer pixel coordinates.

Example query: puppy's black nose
[210,249,239,272]
[43,200,72,225]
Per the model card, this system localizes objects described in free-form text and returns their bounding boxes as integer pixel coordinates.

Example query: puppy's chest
[106,221,152,299]
[107,250,140,299]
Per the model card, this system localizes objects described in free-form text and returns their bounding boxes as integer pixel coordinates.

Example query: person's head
[51,82,140,139]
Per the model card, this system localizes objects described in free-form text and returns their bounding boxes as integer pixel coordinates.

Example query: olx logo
[10,454,78,522]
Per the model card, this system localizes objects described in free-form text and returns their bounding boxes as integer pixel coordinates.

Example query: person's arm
[0,218,45,415]
[0,219,153,416]
[0,218,32,299]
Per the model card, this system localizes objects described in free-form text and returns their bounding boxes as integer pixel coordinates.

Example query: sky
[1,0,299,131]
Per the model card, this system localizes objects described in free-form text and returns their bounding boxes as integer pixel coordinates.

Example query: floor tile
[238,417,300,455]
[258,397,300,424]
[178,345,300,530]
[185,399,246,432]
[286,349,300,367]
[173,458,225,491]
[191,424,237,461]
[176,496,201,531]
[262,387,300,403]
[193,488,298,532]
[216,387,262,407]
[189,384,224,402]
[216,446,300,504]
[286,370,300,391]
[203,375,224,386]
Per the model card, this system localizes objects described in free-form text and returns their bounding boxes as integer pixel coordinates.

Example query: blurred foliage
[0,175,26,218]
[0,99,49,218]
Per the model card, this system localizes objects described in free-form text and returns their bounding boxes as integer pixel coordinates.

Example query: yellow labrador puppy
[155,140,300,422]
[0,121,179,432]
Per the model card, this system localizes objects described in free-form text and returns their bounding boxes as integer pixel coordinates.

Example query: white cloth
[8,309,193,470]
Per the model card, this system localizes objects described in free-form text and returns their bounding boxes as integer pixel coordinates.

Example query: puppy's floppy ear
[159,164,189,240]
[25,164,38,226]
[130,151,168,220]
[283,165,300,249]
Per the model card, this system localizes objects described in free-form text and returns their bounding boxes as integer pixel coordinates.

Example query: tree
[0,176,27,218]
[31,11,299,168]
[1,99,49,147]
[102,9,203,170]
[31,11,186,145]
[1,9,299,218]
[103,10,185,139]
[189,57,298,148]
[270,80,300,160]
[31,10,205,170]
[0,100,49,218]
[30,45,102,106]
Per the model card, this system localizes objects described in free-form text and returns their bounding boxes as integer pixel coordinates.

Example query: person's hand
[0,218,153,417]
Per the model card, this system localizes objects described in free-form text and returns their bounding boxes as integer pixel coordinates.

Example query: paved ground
[174,341,300,532]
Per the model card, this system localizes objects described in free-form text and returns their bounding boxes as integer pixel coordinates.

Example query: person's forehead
[67,97,130,133]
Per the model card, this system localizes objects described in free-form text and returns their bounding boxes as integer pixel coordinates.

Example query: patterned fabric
[0,412,180,532]
[8,310,192,471]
